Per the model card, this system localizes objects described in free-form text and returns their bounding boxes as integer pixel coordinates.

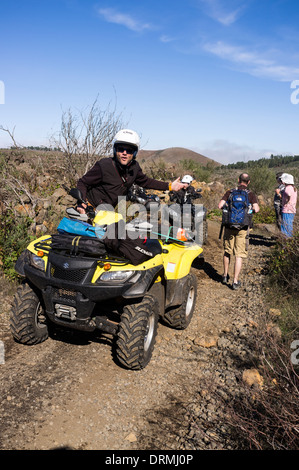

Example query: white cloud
[199,0,246,26]
[203,41,299,82]
[197,139,277,165]
[98,8,152,33]
[160,35,176,44]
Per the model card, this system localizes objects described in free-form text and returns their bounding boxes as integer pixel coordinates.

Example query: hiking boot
[221,274,229,285]
[232,281,241,290]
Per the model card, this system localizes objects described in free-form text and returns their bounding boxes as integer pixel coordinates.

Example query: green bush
[253,206,276,224]
[207,208,222,219]
[180,159,212,182]
[0,210,34,281]
[268,231,299,294]
[247,167,276,197]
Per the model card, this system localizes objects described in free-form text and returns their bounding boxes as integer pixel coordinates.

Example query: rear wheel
[163,273,197,329]
[116,294,159,370]
[10,282,48,345]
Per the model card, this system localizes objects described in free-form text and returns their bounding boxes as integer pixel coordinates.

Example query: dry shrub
[225,223,299,450]
[225,330,299,450]
[142,158,176,181]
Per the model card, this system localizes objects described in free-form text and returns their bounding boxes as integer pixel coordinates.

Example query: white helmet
[181,174,193,184]
[113,129,140,159]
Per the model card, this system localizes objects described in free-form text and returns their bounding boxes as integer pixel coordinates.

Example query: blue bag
[222,189,252,230]
[57,217,106,239]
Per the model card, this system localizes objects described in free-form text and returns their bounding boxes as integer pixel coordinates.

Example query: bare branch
[0,125,23,148]
[50,94,127,185]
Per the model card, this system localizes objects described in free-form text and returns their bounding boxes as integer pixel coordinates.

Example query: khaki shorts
[223,227,249,258]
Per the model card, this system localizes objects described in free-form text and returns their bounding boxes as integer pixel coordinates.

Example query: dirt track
[0,220,276,450]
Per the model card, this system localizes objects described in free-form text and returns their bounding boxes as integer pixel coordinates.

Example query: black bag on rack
[103,221,162,266]
[50,233,107,257]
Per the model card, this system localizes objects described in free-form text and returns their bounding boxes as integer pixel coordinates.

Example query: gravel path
[0,220,276,450]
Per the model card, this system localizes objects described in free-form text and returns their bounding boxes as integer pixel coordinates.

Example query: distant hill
[138,147,221,167]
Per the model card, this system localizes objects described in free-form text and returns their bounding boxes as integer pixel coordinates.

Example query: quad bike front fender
[162,243,203,280]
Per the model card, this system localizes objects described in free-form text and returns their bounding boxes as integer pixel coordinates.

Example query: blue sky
[0,0,299,164]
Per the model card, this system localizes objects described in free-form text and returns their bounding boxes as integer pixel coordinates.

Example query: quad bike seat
[143,238,162,256]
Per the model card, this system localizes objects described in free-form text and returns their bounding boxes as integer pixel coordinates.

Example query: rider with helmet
[77,129,187,211]
[181,175,194,185]
[169,174,199,204]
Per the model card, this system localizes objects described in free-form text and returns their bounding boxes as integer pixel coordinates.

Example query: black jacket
[77,157,169,208]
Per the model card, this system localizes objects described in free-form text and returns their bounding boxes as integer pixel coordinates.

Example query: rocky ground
[0,220,278,451]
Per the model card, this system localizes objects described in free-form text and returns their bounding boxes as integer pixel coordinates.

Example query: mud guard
[165,276,190,309]
[14,250,30,277]
[122,265,163,299]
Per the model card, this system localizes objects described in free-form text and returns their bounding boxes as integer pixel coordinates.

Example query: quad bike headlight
[99,270,139,283]
[30,253,45,271]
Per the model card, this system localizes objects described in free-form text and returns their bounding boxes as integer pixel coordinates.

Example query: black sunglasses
[116,145,135,155]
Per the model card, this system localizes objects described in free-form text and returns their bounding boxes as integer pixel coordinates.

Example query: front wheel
[10,282,48,345]
[163,273,197,329]
[116,294,159,370]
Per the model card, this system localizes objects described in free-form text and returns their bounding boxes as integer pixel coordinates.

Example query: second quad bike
[10,188,204,370]
[163,186,208,246]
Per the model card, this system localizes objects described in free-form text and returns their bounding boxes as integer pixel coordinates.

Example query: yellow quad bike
[10,195,203,370]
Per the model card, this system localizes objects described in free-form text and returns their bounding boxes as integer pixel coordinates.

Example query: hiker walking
[273,172,285,229]
[218,173,259,290]
[280,173,297,238]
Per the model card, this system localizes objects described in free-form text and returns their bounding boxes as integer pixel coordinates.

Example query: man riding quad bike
[10,188,203,370]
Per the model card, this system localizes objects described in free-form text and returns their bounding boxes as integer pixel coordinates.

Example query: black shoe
[232,281,241,290]
[221,275,229,285]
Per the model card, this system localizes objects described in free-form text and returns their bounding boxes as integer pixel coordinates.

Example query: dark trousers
[274,204,282,229]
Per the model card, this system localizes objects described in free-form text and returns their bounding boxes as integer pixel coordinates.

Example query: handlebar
[127,185,160,208]
[169,188,202,204]
[69,188,95,218]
